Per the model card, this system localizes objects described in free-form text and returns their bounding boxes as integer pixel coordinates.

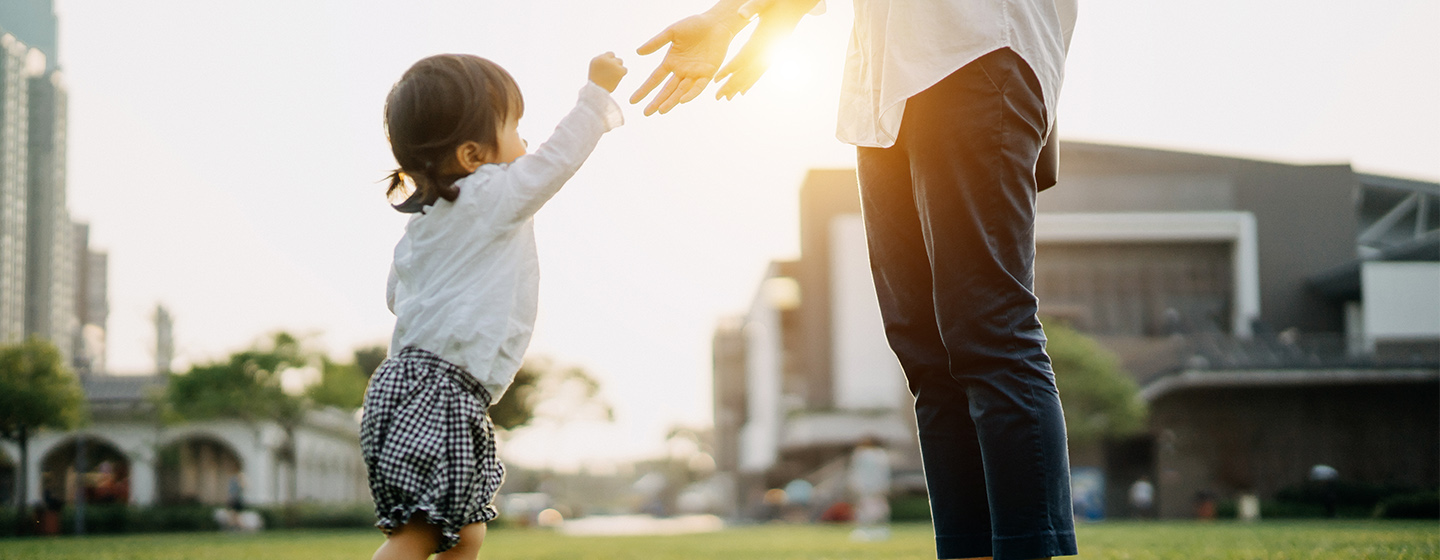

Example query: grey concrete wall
[1232,163,1357,333]
[1149,379,1439,518]
[1044,142,1357,334]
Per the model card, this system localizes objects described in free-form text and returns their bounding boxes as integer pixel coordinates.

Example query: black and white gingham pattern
[360,346,505,553]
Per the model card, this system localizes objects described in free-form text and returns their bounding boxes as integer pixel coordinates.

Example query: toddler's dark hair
[384,54,524,213]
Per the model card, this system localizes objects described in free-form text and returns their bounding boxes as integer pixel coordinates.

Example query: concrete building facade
[0,374,369,508]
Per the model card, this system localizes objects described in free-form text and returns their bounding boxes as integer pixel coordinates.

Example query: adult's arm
[631,0,823,115]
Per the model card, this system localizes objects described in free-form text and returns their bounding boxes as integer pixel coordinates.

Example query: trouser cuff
[992,530,1078,560]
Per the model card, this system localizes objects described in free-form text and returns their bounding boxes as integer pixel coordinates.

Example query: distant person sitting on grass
[362,52,627,560]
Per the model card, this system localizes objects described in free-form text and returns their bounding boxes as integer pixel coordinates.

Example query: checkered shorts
[360,347,505,553]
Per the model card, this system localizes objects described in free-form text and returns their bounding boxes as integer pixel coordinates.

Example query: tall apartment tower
[0,1,89,368]
[24,63,72,361]
[0,33,31,344]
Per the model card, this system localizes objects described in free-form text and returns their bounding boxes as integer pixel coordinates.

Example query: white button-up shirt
[387,82,623,402]
[836,0,1078,148]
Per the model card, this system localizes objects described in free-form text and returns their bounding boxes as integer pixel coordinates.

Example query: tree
[163,332,308,503]
[1044,320,1147,446]
[307,357,368,411]
[489,364,540,431]
[353,345,387,379]
[0,339,86,511]
[490,359,611,432]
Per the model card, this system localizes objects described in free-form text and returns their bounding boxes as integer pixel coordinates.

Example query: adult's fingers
[657,77,702,114]
[728,66,765,97]
[677,77,709,104]
[630,63,672,105]
[716,47,763,99]
[715,14,794,99]
[636,27,674,56]
[644,75,682,116]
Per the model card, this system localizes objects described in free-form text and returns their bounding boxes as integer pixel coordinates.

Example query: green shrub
[59,504,221,534]
[1270,481,1433,518]
[255,503,375,530]
[1375,491,1440,519]
[888,495,931,522]
[1276,480,1417,509]
[0,504,378,536]
[0,507,24,537]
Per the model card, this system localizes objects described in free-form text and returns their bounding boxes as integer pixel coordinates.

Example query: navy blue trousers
[856,48,1077,560]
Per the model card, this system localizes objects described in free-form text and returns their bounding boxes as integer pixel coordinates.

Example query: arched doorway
[40,436,132,506]
[157,436,243,506]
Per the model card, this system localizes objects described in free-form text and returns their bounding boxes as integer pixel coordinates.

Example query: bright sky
[55,0,1439,469]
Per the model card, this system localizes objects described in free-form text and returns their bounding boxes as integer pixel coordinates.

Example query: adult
[632,1,1079,559]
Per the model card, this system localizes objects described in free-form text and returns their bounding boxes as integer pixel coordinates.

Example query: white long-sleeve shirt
[387,82,623,402]
[835,0,1079,148]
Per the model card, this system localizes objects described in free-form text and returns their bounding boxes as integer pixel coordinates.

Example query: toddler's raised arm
[489,55,626,224]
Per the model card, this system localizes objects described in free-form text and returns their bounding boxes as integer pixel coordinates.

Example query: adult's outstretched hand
[714,0,817,99]
[630,9,746,116]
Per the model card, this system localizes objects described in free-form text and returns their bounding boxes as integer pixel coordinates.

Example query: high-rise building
[0,1,100,370]
[24,64,72,361]
[0,32,31,344]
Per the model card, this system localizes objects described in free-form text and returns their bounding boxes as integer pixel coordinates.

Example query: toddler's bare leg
[434,523,487,560]
[372,514,441,560]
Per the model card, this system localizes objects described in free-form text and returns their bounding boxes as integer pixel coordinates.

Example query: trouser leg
[858,48,1076,560]
[859,123,994,558]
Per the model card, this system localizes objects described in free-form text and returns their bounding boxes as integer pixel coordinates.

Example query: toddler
[362,52,627,560]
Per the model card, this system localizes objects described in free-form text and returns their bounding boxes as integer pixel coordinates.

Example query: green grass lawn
[0,521,1435,559]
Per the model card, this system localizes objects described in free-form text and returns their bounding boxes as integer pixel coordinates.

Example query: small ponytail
[385,169,408,199]
[386,165,462,214]
[386,168,427,214]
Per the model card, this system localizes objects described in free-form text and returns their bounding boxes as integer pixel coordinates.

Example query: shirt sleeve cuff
[579,81,625,132]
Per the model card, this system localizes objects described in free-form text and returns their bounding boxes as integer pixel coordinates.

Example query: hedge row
[0,503,378,537]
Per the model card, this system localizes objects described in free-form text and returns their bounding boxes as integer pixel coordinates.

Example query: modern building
[0,1,106,370]
[24,62,72,362]
[0,31,32,345]
[713,142,1439,518]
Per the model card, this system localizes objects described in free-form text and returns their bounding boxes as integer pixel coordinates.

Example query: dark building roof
[1141,367,1440,402]
[1309,235,1440,300]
